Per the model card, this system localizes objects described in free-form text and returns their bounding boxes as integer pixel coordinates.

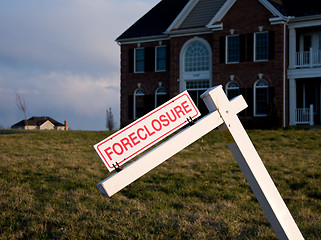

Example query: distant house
[11,117,68,130]
[117,0,321,128]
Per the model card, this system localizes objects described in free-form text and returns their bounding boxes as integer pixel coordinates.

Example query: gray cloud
[0,0,159,130]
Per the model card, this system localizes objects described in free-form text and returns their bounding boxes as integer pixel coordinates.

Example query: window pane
[134,88,145,119]
[255,32,268,61]
[227,36,240,63]
[186,80,209,90]
[226,81,240,100]
[135,48,144,72]
[156,46,166,71]
[255,79,269,116]
[184,42,209,72]
[136,95,145,118]
[256,88,268,114]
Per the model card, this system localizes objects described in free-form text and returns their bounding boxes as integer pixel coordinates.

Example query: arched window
[155,83,167,108]
[134,87,145,119]
[226,81,240,100]
[254,79,269,116]
[184,41,210,72]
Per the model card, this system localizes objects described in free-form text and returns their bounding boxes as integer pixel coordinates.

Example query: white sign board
[94,91,200,172]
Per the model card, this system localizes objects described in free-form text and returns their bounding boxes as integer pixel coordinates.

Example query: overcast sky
[0,0,159,130]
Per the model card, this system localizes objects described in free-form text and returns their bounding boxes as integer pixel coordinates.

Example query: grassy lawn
[0,128,320,239]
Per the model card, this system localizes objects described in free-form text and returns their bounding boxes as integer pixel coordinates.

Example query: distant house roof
[116,0,189,42]
[11,116,65,128]
[117,0,321,42]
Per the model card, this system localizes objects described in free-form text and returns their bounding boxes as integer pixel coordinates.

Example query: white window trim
[254,32,269,62]
[254,79,269,117]
[226,35,240,64]
[134,48,145,73]
[155,46,166,72]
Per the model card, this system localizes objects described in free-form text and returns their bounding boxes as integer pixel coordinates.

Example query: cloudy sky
[0,0,159,130]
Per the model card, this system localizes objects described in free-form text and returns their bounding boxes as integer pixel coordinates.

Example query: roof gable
[180,0,227,29]
[207,0,283,28]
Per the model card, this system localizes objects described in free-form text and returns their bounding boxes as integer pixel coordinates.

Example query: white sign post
[95,85,304,240]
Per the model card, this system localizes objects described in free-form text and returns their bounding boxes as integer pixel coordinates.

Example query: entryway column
[289,78,296,126]
[288,27,296,69]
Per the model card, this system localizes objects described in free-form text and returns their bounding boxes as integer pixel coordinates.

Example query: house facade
[117,0,321,128]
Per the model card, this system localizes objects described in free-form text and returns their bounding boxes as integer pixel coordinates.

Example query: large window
[226,35,240,63]
[135,48,145,73]
[156,46,166,72]
[255,32,269,61]
[254,79,269,116]
[184,42,210,72]
[226,81,240,100]
[134,87,145,119]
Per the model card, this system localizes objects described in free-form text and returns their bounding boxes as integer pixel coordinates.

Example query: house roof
[116,0,189,42]
[11,116,65,128]
[267,0,321,17]
[117,0,321,42]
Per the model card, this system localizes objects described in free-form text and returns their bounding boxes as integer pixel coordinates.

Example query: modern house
[117,0,321,128]
[11,117,68,130]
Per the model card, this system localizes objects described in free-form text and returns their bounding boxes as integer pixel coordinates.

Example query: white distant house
[11,116,68,130]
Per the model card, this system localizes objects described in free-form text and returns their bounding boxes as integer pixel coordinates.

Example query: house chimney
[64,120,68,130]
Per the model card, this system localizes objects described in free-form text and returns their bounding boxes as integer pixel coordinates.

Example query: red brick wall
[120,41,171,127]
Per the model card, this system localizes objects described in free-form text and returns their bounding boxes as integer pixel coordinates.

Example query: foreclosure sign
[94,91,200,172]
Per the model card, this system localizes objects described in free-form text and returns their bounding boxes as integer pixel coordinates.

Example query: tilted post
[201,86,304,240]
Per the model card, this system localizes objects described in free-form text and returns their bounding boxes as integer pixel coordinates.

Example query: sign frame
[94,91,200,172]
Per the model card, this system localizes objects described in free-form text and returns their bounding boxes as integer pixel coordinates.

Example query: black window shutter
[247,87,254,117]
[247,33,254,62]
[268,31,275,60]
[128,95,133,120]
[239,88,246,117]
[219,36,226,64]
[145,47,155,72]
[166,45,170,71]
[240,34,246,62]
[128,49,134,73]
[268,87,275,107]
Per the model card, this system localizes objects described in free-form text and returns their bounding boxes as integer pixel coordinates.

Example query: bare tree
[16,93,28,129]
[106,107,115,130]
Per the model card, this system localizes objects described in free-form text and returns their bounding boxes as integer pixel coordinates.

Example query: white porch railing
[296,48,321,68]
[295,104,314,125]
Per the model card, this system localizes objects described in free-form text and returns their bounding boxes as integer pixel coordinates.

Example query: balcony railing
[295,48,321,68]
[295,105,314,125]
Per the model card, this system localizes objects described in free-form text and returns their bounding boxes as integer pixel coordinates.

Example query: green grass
[0,129,320,239]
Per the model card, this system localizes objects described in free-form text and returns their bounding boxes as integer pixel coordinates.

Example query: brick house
[117,0,321,128]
